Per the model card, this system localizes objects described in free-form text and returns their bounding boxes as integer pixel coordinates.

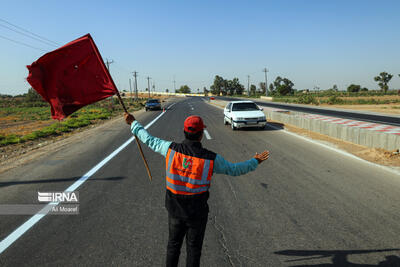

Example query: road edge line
[0,105,172,255]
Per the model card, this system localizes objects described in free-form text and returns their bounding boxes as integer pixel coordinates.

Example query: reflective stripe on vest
[165,148,214,195]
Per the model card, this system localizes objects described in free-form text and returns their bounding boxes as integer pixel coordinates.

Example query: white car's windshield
[232,103,259,111]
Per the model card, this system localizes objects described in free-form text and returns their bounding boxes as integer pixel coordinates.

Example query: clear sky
[1,0,399,95]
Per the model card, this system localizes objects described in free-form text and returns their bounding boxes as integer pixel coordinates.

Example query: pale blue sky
[1,0,399,95]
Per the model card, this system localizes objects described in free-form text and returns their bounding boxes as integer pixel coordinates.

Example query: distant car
[145,99,161,111]
[223,101,267,130]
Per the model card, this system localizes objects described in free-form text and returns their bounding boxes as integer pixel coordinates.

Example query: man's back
[165,140,216,220]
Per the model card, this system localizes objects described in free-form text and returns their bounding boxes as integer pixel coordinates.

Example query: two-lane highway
[217,96,400,127]
[0,97,399,266]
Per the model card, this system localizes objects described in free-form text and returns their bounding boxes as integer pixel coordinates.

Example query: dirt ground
[0,97,177,174]
[0,119,54,136]
[319,103,400,115]
[0,109,145,174]
[277,121,400,167]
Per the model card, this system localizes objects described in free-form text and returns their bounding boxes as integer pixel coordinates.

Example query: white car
[223,101,267,130]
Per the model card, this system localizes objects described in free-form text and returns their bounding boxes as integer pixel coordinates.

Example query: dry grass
[319,103,400,115]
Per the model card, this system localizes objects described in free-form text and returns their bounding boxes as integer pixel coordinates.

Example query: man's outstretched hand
[254,150,269,164]
[124,112,135,125]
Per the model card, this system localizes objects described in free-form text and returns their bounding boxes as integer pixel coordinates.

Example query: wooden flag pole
[115,90,153,181]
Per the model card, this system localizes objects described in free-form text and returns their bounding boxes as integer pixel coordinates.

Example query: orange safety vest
[166,148,214,195]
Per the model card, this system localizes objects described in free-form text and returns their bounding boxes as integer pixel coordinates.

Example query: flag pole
[115,90,153,181]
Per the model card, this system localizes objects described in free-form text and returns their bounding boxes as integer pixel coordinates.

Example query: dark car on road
[145,99,162,111]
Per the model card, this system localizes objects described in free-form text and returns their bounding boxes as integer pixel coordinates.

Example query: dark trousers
[166,214,208,267]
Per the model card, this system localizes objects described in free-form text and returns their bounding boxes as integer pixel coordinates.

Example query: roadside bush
[22,132,39,141]
[297,94,318,105]
[38,128,57,137]
[327,95,343,105]
[64,118,90,128]
[0,134,20,146]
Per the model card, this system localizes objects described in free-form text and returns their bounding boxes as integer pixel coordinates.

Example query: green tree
[222,77,244,95]
[25,88,43,102]
[177,85,191,94]
[210,75,224,95]
[269,83,276,95]
[374,72,393,94]
[166,89,169,93]
[221,79,228,96]
[232,78,244,95]
[250,84,256,95]
[332,84,338,91]
[273,76,294,95]
[203,87,209,96]
[347,84,361,92]
[259,82,266,94]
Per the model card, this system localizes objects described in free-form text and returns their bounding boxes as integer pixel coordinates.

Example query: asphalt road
[217,96,400,127]
[0,97,399,266]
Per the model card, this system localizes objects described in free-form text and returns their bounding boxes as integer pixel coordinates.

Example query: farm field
[0,97,145,146]
[319,103,400,115]
[270,92,400,115]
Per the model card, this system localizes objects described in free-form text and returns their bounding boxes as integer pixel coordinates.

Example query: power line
[0,18,60,46]
[0,34,47,52]
[0,23,58,47]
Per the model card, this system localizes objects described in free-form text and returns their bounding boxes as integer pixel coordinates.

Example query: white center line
[204,129,212,140]
[0,103,174,255]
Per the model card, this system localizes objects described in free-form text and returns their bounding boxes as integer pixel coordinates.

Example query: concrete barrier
[260,96,273,101]
[264,110,400,151]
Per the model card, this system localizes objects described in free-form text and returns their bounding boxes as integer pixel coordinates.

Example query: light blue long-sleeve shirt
[130,121,258,176]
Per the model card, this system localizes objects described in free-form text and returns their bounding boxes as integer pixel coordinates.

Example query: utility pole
[133,71,138,101]
[105,58,114,72]
[105,59,114,108]
[247,75,250,96]
[147,76,151,98]
[262,68,269,96]
[173,76,176,92]
[129,78,132,103]
[152,82,155,94]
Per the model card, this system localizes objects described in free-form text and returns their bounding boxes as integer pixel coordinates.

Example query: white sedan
[223,101,267,130]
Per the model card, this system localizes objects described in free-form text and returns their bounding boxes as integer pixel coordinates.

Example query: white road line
[0,104,173,254]
[204,129,212,140]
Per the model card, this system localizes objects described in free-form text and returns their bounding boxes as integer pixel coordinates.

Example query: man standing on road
[124,113,269,267]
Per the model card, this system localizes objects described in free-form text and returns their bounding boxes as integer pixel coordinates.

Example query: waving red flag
[26,34,117,120]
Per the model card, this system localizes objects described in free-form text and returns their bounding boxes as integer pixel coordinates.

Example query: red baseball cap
[184,115,206,133]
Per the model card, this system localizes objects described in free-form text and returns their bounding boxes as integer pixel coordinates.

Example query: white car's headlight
[259,116,266,120]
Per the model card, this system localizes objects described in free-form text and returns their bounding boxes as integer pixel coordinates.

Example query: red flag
[26,34,117,120]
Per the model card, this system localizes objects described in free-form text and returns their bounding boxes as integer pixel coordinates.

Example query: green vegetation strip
[273,95,400,105]
[0,101,144,146]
